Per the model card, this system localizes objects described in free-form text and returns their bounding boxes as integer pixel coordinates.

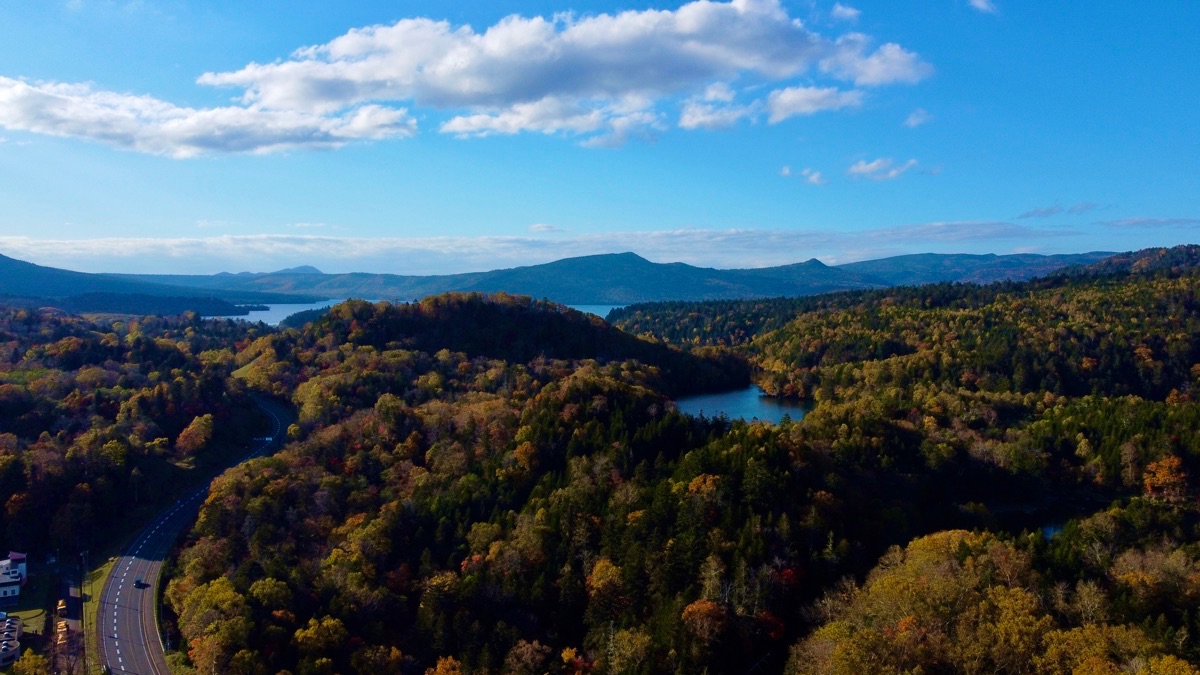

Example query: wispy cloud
[1102,217,1200,229]
[0,221,1077,275]
[780,165,826,184]
[903,108,932,128]
[819,34,933,86]
[1068,202,1098,215]
[679,100,757,130]
[969,0,998,13]
[528,223,565,233]
[848,157,918,180]
[1,0,932,154]
[767,86,862,123]
[800,167,826,185]
[831,3,861,22]
[1018,205,1062,219]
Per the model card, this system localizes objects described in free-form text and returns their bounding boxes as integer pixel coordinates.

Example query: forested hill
[609,244,1200,350]
[1070,243,1200,277]
[241,293,749,398]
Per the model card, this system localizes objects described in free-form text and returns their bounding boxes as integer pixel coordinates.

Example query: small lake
[210,300,341,326]
[675,386,810,424]
[212,301,623,327]
[570,304,622,319]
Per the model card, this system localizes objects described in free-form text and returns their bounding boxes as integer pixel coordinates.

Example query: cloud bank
[0,0,931,155]
[0,222,1074,275]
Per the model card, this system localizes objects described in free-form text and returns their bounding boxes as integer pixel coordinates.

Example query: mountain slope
[117,250,1114,304]
[837,251,1115,285]
[0,252,322,314]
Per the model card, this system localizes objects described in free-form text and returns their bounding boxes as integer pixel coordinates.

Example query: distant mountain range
[116,251,1116,305]
[0,250,1120,315]
[0,253,323,315]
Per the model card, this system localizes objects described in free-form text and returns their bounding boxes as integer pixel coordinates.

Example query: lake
[212,300,624,327]
[210,300,340,326]
[571,304,622,319]
[675,385,810,424]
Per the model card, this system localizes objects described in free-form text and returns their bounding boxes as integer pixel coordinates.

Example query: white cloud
[201,2,830,113]
[441,96,608,137]
[0,76,415,157]
[2,0,932,152]
[0,221,1072,275]
[780,165,826,184]
[969,0,998,13]
[703,82,737,103]
[528,223,565,233]
[678,81,758,130]
[903,108,931,127]
[848,157,918,180]
[831,3,861,22]
[767,86,862,122]
[679,100,756,130]
[819,33,933,86]
[800,167,826,185]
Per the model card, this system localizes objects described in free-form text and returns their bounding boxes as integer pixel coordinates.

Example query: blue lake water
[213,301,624,327]
[210,300,341,326]
[675,386,810,424]
[570,304,622,318]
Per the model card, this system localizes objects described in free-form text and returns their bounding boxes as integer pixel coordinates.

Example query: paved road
[97,396,289,674]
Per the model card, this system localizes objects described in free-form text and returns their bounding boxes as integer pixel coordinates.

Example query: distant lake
[675,386,811,424]
[212,300,624,327]
[210,300,341,326]
[569,304,622,318]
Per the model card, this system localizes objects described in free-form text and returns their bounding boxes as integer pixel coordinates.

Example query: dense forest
[6,247,1200,674]
[0,308,269,554]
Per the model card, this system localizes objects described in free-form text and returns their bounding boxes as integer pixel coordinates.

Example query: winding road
[97,396,290,674]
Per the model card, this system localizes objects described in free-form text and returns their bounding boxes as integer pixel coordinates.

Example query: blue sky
[0,0,1197,274]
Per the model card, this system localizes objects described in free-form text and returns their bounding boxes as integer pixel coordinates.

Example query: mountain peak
[273,265,324,275]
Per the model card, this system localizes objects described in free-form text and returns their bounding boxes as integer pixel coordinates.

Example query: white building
[0,553,26,608]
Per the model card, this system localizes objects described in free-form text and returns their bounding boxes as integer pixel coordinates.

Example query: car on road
[134,578,143,588]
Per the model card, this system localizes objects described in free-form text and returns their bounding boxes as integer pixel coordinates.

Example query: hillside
[116,250,1112,304]
[838,251,1113,285]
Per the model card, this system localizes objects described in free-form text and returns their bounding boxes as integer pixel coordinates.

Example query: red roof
[5,554,23,562]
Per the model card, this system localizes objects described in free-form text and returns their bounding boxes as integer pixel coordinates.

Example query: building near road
[0,552,27,607]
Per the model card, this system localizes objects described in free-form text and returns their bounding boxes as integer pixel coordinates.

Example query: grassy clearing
[11,567,53,635]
